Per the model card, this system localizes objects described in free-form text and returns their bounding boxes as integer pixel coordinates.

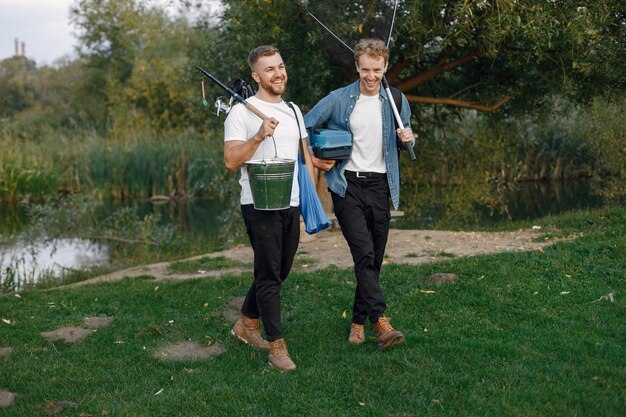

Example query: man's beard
[261,77,287,96]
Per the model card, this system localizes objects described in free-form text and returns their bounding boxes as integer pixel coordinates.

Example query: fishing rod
[307,3,417,161]
[195,65,269,121]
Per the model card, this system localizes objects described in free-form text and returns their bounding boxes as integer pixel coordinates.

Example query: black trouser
[240,204,300,342]
[331,171,390,325]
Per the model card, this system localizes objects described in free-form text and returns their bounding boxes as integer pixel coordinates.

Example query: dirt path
[64,225,559,288]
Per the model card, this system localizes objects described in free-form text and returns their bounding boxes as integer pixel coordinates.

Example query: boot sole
[378,334,405,350]
[230,329,270,350]
[268,360,296,372]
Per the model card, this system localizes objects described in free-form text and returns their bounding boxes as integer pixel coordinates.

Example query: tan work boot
[231,315,270,350]
[268,338,296,372]
[375,316,404,350]
[348,323,365,345]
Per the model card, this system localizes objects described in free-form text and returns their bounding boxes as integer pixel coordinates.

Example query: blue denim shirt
[303,80,411,210]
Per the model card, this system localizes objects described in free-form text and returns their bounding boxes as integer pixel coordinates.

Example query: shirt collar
[349,79,390,101]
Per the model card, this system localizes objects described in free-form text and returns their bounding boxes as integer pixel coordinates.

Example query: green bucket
[245,158,295,210]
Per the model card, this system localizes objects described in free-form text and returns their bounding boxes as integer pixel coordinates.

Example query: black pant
[331,173,390,325]
[240,205,300,342]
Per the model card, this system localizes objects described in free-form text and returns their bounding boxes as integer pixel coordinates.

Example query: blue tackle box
[308,129,352,160]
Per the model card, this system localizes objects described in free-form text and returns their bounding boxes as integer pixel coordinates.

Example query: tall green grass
[0,127,229,202]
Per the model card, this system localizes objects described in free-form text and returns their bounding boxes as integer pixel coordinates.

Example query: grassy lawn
[0,207,624,416]
[167,256,251,274]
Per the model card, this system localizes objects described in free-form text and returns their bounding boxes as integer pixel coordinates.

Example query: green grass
[168,256,250,274]
[0,207,624,416]
[0,129,231,202]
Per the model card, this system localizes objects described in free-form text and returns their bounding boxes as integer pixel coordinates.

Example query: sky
[0,0,77,66]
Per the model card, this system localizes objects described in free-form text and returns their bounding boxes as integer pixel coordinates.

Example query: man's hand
[311,154,336,172]
[396,127,416,143]
[254,117,279,142]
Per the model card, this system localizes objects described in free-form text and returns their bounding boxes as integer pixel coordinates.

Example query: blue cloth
[303,80,412,210]
[298,154,332,234]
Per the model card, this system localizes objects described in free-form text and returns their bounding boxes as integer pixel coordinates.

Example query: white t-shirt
[224,96,306,207]
[345,94,386,173]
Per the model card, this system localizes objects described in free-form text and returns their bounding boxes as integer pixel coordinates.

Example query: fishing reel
[214,96,231,116]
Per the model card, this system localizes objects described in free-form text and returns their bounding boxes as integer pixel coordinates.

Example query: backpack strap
[286,102,305,157]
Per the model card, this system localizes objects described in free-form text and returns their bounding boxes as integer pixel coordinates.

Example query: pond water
[397,179,606,229]
[0,179,608,287]
[0,239,109,286]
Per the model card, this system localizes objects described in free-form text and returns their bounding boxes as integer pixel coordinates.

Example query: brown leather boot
[375,316,404,350]
[348,323,365,345]
[268,338,296,372]
[231,315,270,350]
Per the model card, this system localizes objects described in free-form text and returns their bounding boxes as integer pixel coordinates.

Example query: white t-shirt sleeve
[224,103,250,142]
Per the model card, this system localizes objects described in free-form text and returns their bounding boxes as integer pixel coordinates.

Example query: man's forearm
[224,135,264,171]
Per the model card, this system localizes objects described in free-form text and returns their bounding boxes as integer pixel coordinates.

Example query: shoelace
[271,341,289,358]
[377,317,393,332]
[352,324,364,338]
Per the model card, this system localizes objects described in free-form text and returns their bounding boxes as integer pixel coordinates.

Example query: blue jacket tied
[303,80,412,210]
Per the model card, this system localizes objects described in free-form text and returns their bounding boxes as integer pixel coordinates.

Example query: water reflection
[0,180,608,286]
[398,179,605,229]
[97,197,237,241]
[0,239,109,288]
[506,180,604,220]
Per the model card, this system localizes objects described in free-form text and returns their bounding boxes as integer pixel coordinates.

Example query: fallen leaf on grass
[154,388,163,396]
[560,291,570,295]
[341,310,347,319]
[2,319,14,325]
[417,290,436,294]
[358,402,366,406]
[14,294,21,298]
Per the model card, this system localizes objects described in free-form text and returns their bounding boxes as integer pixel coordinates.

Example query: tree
[204,0,625,113]
[0,57,38,116]
[70,0,198,132]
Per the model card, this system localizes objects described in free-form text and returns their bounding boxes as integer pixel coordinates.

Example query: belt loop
[356,171,365,178]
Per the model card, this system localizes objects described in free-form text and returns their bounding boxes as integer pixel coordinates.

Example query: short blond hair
[354,39,389,64]
[248,45,281,70]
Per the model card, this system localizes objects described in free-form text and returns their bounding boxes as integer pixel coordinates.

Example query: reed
[0,128,227,202]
